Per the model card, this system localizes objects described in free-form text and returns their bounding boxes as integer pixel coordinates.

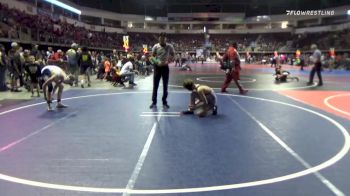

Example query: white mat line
[0,112,77,153]
[123,121,158,196]
[140,114,180,117]
[228,97,344,196]
[142,112,181,114]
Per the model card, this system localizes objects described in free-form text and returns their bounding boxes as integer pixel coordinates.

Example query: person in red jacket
[51,49,64,61]
[217,42,248,94]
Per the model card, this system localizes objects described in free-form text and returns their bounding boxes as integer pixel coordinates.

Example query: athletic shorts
[80,65,90,75]
[68,64,78,74]
[29,73,39,83]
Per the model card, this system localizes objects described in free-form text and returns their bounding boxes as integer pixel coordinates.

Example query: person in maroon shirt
[217,42,248,94]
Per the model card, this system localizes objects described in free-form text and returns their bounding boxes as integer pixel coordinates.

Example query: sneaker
[182,110,194,115]
[149,103,157,109]
[221,89,229,93]
[212,106,218,115]
[81,84,84,88]
[88,83,91,87]
[129,82,137,86]
[163,103,170,109]
[306,82,314,86]
[47,105,53,111]
[317,83,323,86]
[239,89,248,95]
[56,103,68,109]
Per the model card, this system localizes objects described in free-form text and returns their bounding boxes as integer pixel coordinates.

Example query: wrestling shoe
[149,103,157,109]
[56,103,68,109]
[163,103,170,109]
[47,105,53,111]
[239,89,248,95]
[212,106,218,115]
[182,110,194,115]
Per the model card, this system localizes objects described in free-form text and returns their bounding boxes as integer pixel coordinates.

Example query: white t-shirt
[117,60,122,68]
[121,61,133,74]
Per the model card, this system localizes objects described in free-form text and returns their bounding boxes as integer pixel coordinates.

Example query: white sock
[81,80,84,84]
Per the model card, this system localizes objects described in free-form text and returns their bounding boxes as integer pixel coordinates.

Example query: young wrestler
[274,65,299,82]
[41,65,75,111]
[24,55,41,97]
[216,42,248,94]
[182,79,218,117]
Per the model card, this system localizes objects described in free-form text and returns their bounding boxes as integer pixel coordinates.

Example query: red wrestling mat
[278,90,350,120]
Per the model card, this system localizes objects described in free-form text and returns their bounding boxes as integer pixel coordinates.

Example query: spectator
[0,44,7,91]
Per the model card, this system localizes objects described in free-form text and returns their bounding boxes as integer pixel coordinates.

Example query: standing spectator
[91,51,97,72]
[174,53,181,67]
[329,48,336,71]
[46,47,54,59]
[8,42,22,92]
[66,43,79,86]
[300,54,305,71]
[103,56,111,80]
[0,44,7,91]
[149,33,175,109]
[51,49,64,61]
[31,44,42,61]
[77,47,92,88]
[307,44,323,86]
[111,49,118,62]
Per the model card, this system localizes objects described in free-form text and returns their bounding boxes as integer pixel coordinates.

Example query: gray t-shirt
[67,48,78,65]
[312,49,322,63]
[152,43,175,66]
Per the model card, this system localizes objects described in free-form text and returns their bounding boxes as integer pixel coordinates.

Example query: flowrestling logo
[286,10,335,16]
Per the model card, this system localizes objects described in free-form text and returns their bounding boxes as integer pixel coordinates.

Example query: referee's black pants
[309,62,323,85]
[152,65,169,105]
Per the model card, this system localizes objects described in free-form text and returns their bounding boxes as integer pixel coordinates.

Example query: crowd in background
[1,2,350,53]
[0,41,156,93]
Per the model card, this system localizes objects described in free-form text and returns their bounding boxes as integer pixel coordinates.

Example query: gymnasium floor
[0,63,349,196]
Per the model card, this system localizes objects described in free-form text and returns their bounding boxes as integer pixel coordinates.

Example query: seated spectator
[120,54,137,87]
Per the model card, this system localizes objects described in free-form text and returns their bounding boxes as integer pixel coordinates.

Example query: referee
[307,44,323,86]
[150,33,175,109]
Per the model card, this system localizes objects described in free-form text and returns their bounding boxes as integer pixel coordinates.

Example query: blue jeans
[122,72,135,83]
